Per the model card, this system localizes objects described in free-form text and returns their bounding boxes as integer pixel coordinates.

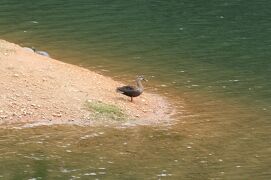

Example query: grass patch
[85,100,126,121]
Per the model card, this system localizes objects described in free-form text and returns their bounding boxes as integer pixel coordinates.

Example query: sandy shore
[0,39,173,127]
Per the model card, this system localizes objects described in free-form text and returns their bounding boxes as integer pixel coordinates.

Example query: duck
[116,76,147,102]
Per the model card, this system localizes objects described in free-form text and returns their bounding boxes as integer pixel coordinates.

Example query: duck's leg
[131,97,133,102]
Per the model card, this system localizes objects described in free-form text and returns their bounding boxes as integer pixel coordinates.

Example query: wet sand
[0,39,174,127]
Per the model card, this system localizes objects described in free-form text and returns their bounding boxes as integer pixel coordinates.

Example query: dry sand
[0,39,174,127]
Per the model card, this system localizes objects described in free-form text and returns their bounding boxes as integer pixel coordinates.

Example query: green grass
[85,100,126,121]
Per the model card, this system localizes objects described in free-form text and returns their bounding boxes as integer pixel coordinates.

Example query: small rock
[13,74,19,77]
[52,113,62,117]
[0,115,7,119]
[10,97,17,101]
[27,112,33,115]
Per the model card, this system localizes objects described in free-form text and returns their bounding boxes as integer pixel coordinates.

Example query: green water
[0,0,270,179]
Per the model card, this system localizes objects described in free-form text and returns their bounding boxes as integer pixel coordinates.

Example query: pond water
[0,0,270,179]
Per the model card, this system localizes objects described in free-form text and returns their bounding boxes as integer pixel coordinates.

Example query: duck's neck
[136,79,144,91]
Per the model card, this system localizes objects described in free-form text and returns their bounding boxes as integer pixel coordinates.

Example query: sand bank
[0,39,173,127]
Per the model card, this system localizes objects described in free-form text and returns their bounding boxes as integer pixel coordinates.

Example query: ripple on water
[157,170,172,177]
[70,175,81,179]
[80,133,99,139]
[60,168,78,174]
[84,172,96,176]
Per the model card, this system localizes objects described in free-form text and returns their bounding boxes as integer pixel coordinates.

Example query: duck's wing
[116,86,136,93]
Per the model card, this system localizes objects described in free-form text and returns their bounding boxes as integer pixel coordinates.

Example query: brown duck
[116,76,147,102]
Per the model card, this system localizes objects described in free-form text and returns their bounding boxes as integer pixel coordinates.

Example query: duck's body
[117,85,142,98]
[116,76,146,102]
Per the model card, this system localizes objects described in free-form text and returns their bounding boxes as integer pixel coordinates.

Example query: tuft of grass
[85,100,126,121]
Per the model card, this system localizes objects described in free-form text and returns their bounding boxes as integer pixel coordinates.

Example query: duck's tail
[116,87,123,93]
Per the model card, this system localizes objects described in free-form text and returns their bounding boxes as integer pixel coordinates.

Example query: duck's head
[137,75,147,82]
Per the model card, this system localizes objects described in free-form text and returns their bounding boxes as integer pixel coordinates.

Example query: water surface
[0,0,270,179]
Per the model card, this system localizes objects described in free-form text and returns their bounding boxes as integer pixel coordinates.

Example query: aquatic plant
[85,100,126,121]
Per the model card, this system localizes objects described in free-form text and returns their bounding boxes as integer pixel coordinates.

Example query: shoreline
[0,39,174,127]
